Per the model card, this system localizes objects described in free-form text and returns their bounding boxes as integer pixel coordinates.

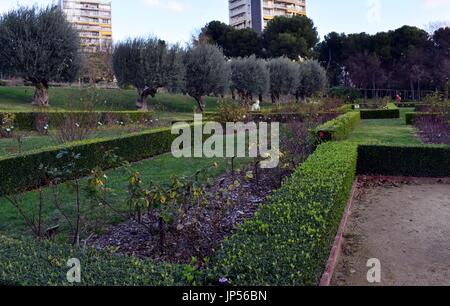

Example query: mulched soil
[89,165,289,264]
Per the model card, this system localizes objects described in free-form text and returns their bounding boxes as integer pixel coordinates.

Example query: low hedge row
[0,111,155,131]
[214,142,358,285]
[405,112,442,125]
[0,235,190,286]
[398,102,425,108]
[0,127,179,195]
[312,111,361,142]
[359,103,400,119]
[357,144,450,177]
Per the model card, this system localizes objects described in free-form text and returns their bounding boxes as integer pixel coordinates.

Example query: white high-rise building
[58,0,112,53]
[229,0,307,33]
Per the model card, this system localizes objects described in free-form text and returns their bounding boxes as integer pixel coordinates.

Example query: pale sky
[0,0,449,43]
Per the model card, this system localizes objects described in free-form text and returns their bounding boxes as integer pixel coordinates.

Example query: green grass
[0,152,249,240]
[348,108,423,145]
[0,86,220,113]
[0,125,166,158]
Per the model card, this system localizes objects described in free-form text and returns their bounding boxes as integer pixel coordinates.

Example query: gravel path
[332,177,450,286]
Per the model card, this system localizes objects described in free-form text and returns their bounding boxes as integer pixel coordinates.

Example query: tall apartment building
[229,0,306,33]
[58,0,112,53]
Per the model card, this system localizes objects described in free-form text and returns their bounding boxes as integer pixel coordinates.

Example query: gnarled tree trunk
[32,82,49,107]
[194,96,205,113]
[136,87,158,111]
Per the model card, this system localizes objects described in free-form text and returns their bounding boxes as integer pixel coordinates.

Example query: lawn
[0,152,249,240]
[348,108,423,145]
[0,86,220,112]
[0,125,169,158]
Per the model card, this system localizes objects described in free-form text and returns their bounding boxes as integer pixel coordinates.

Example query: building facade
[229,0,306,33]
[58,0,112,53]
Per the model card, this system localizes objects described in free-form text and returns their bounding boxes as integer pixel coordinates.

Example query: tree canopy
[317,25,449,96]
[263,15,319,60]
[198,16,318,60]
[296,60,328,100]
[113,37,184,110]
[230,55,269,104]
[184,44,229,112]
[267,57,298,104]
[0,6,81,106]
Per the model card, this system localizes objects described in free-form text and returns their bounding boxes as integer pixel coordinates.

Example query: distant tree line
[113,39,328,111]
[2,5,447,109]
[200,19,449,99]
[316,26,450,99]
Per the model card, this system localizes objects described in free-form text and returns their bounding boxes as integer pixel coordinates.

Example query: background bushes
[312,111,360,142]
[214,142,358,285]
[0,235,190,286]
[357,144,450,177]
[0,127,179,195]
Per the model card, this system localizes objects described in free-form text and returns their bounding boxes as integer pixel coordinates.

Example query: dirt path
[332,177,450,286]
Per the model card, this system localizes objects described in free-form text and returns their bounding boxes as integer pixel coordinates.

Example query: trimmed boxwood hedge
[214,142,358,285]
[0,111,155,131]
[398,102,425,108]
[0,235,191,286]
[405,112,442,125]
[360,103,400,119]
[0,127,179,196]
[357,144,450,177]
[312,111,361,142]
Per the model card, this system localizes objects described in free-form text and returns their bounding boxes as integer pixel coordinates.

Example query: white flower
[75,123,80,128]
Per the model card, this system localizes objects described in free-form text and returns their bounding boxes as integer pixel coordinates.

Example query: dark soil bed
[89,165,289,264]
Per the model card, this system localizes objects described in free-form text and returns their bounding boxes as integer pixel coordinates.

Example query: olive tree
[230,55,269,105]
[113,37,184,110]
[296,60,328,101]
[267,57,298,104]
[184,44,229,112]
[0,6,81,106]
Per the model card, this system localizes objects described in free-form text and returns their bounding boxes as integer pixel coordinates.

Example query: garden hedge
[359,103,400,119]
[398,102,425,108]
[0,127,181,195]
[0,111,155,131]
[214,142,358,285]
[405,112,442,125]
[0,235,191,286]
[312,111,361,142]
[357,144,450,177]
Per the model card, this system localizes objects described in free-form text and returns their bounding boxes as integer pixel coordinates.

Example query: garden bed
[332,176,450,286]
[89,165,286,264]
[414,116,450,145]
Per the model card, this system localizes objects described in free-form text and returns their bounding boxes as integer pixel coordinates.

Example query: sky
[0,0,449,43]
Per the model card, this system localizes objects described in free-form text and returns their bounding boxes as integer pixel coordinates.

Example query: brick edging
[319,181,358,286]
